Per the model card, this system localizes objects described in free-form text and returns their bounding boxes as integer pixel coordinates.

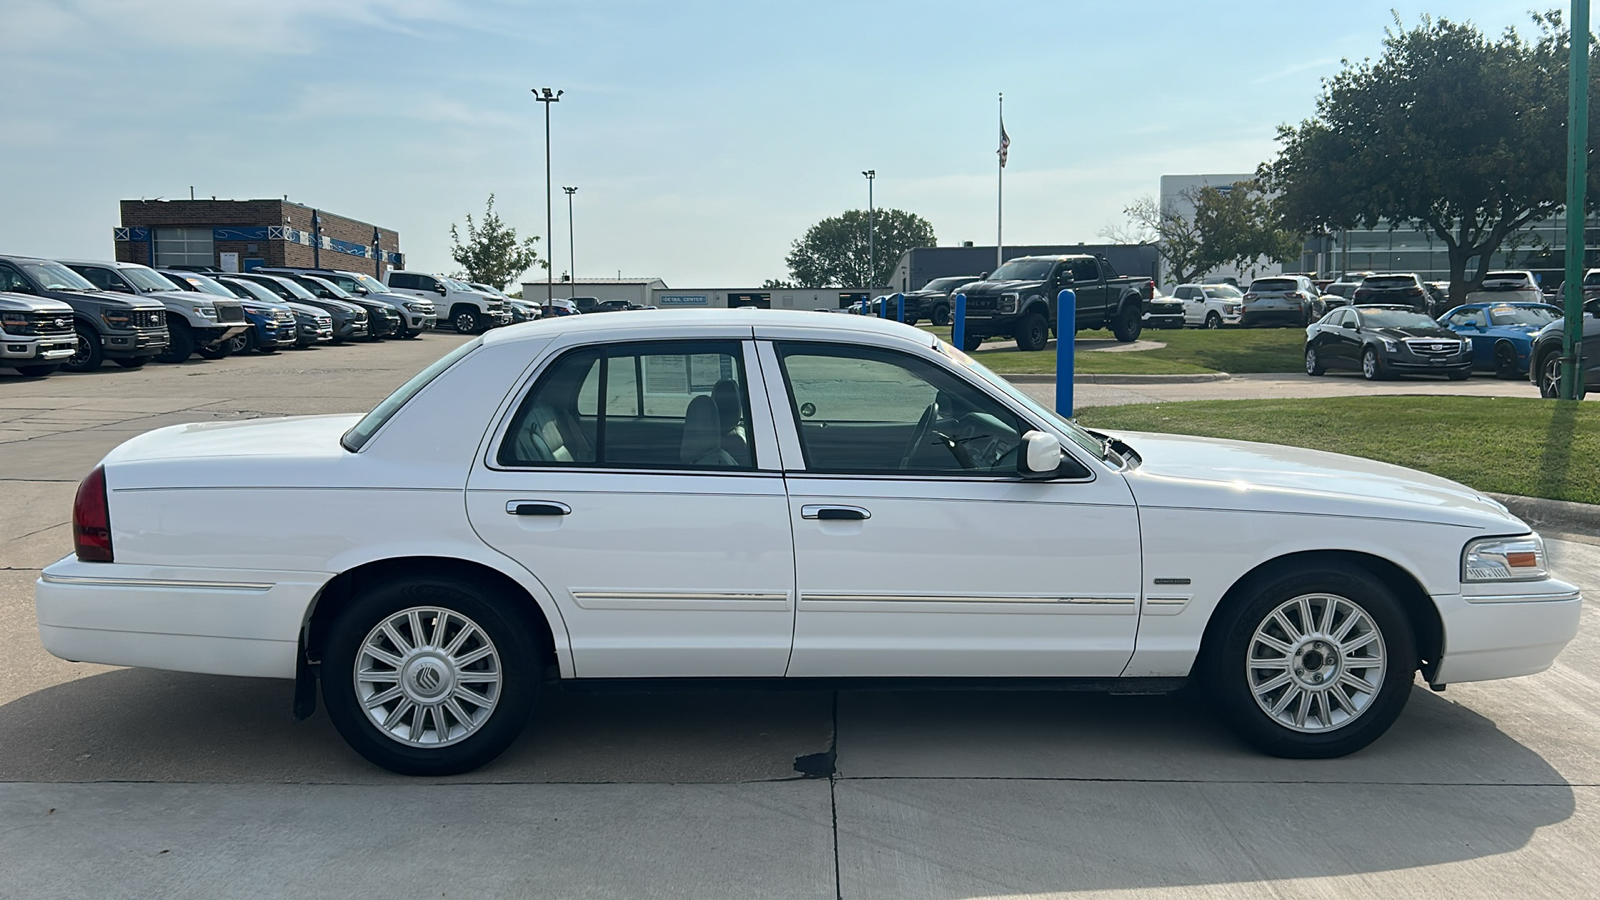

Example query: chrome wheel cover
[455,312,476,333]
[1304,348,1317,374]
[1362,350,1378,379]
[355,606,502,747]
[1542,355,1562,397]
[1247,593,1387,733]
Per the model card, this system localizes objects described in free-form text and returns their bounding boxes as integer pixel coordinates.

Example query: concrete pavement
[2,334,1596,899]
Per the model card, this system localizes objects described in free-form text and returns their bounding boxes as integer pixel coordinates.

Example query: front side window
[776,343,1043,477]
[500,341,753,470]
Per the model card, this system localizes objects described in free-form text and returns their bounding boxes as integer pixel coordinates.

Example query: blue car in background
[1437,301,1562,378]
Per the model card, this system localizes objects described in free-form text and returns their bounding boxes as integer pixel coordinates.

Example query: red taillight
[73,465,113,563]
[1145,280,1155,298]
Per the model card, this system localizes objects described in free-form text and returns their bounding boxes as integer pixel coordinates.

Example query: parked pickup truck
[0,291,77,377]
[61,260,247,364]
[955,254,1157,351]
[0,255,168,371]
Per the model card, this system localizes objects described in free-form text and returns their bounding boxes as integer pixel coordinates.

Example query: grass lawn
[917,324,1306,375]
[1075,396,1600,505]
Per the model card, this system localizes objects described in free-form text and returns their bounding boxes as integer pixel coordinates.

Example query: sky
[0,0,1554,288]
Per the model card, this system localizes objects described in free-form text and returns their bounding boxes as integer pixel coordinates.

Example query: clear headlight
[998,293,1019,314]
[1379,337,1398,350]
[1463,534,1548,582]
[197,306,219,320]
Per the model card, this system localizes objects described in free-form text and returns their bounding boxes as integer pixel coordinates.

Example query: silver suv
[1242,274,1321,326]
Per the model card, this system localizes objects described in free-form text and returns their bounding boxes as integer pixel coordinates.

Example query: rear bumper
[34,556,329,679]
[1432,581,1582,684]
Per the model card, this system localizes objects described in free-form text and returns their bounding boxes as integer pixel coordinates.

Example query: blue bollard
[879,295,890,320]
[1056,289,1076,418]
[896,293,905,323]
[952,292,967,350]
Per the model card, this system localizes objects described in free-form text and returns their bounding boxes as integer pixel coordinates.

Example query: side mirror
[1019,431,1063,477]
[433,284,447,295]
[1341,321,1356,329]
[109,282,134,293]
[979,272,989,280]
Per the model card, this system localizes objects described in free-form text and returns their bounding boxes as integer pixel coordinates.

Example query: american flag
[998,119,1010,168]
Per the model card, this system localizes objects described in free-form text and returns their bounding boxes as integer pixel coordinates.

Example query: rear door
[466,330,797,677]
[1069,258,1107,323]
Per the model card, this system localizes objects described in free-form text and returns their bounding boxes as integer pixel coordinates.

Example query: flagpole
[997,92,1004,271]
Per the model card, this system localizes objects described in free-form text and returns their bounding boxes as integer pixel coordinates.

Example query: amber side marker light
[73,465,113,562]
[1505,551,1540,569]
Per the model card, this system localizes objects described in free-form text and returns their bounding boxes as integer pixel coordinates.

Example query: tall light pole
[1560,0,1589,400]
[563,186,577,299]
[862,169,876,290]
[533,87,563,310]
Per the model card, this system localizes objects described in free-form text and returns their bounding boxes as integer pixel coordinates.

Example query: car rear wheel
[1493,343,1519,379]
[322,575,539,776]
[1110,303,1143,342]
[1205,312,1222,329]
[1361,347,1385,381]
[64,325,103,372]
[1204,564,1414,758]
[1305,346,1325,376]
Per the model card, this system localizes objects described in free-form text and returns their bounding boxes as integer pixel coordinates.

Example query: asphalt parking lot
[2,334,1597,899]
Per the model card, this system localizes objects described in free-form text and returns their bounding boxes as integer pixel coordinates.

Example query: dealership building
[114,199,402,275]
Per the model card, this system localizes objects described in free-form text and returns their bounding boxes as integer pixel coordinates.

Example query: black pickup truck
[955,254,1158,351]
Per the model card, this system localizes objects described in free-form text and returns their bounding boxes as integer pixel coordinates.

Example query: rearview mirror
[1019,431,1063,477]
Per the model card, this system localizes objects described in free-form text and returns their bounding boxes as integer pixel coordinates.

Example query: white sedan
[36,311,1581,774]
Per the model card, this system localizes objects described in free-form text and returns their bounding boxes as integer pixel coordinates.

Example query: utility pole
[533,87,563,310]
[862,170,875,290]
[1561,0,1589,400]
[563,186,577,299]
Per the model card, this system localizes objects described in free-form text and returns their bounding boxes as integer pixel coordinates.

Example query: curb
[1003,372,1233,385]
[1489,493,1600,540]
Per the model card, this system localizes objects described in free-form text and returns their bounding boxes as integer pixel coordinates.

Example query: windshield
[121,266,179,293]
[988,259,1055,281]
[447,278,476,291]
[935,337,1109,460]
[21,261,96,291]
[351,273,393,294]
[1203,285,1243,298]
[222,278,288,304]
[1487,305,1558,326]
[471,283,509,298]
[922,276,973,292]
[169,272,236,297]
[305,277,352,298]
[343,338,482,451]
[1360,309,1437,328]
[259,276,316,301]
[1250,279,1297,292]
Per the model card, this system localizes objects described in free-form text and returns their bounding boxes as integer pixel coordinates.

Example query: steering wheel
[898,402,938,470]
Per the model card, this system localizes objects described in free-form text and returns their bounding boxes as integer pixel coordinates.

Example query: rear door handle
[801,504,870,521]
[507,500,572,516]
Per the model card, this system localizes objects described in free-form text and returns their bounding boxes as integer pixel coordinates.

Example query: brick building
[114,199,402,275]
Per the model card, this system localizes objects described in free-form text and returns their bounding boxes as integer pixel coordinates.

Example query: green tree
[448,194,544,290]
[785,209,936,287]
[1266,12,1597,300]
[1105,194,1209,283]
[1192,179,1304,278]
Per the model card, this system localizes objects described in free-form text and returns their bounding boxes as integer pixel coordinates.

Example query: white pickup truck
[385,270,509,334]
[1173,283,1245,328]
[0,291,77,377]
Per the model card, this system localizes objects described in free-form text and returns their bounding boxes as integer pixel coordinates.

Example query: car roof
[478,308,934,348]
[1352,304,1417,311]
[55,258,149,269]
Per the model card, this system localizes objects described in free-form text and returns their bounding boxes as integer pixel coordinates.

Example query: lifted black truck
[955,255,1156,351]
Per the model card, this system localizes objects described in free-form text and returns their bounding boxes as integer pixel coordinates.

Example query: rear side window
[342,339,482,451]
[390,273,418,290]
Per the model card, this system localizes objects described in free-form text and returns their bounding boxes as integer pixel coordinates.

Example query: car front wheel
[1537,350,1563,398]
[1014,311,1049,352]
[322,575,539,775]
[1361,347,1385,381]
[1205,312,1222,329]
[1205,564,1414,758]
[1305,346,1325,376]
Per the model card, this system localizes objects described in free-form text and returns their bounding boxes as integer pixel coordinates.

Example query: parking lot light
[533,87,563,310]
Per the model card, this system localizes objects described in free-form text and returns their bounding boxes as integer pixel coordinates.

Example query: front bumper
[195,325,249,347]
[1,334,76,361]
[103,327,169,359]
[1432,579,1583,684]
[1142,310,1185,329]
[35,556,328,679]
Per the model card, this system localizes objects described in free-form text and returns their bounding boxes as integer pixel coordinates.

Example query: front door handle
[507,500,572,516]
[801,504,870,521]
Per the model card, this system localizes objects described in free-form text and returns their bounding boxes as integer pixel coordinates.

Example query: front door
[466,337,797,677]
[760,338,1142,678]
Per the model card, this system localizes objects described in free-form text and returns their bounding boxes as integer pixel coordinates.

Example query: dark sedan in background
[1305,304,1472,381]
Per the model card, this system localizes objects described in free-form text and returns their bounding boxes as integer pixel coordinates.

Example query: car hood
[1109,431,1523,530]
[961,279,1046,295]
[0,292,72,313]
[49,288,165,310]
[1370,325,1458,340]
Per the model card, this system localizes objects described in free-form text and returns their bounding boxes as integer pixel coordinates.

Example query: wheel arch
[298,555,569,716]
[1199,549,1443,683]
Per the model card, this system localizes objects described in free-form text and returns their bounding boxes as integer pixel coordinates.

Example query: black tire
[1110,303,1143,342]
[1203,563,1415,758]
[1361,346,1385,381]
[195,341,231,360]
[1205,312,1222,330]
[321,574,541,776]
[229,330,254,355]
[960,330,985,353]
[402,329,421,340]
[14,364,59,377]
[113,357,148,369]
[931,303,951,327]
[1305,345,1326,376]
[451,306,480,335]
[1536,349,1563,398]
[1447,369,1470,381]
[156,319,195,364]
[1493,343,1519,380]
[64,324,103,372]
[1014,310,1049,352]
